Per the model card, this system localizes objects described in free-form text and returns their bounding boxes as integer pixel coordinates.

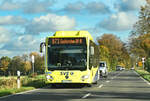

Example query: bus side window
[90,46,94,55]
[89,41,94,69]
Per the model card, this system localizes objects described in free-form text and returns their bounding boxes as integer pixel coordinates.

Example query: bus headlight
[81,75,89,80]
[46,75,53,80]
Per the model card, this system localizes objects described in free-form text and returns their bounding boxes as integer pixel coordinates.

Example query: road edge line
[134,71,150,85]
[0,89,40,99]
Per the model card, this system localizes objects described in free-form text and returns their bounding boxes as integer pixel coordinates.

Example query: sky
[0,0,147,57]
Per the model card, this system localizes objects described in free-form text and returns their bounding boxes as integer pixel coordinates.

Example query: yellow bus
[40,31,100,86]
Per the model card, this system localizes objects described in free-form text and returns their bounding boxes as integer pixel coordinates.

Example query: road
[0,70,150,101]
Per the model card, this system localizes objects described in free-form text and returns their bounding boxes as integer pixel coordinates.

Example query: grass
[0,74,46,97]
[0,87,35,97]
[136,69,150,82]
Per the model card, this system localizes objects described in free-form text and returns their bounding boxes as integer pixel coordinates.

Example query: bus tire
[93,81,97,84]
[87,83,92,87]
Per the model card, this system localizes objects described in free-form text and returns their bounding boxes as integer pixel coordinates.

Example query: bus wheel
[93,81,97,84]
[87,83,92,87]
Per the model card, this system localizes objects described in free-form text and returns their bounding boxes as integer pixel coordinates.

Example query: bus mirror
[91,46,94,55]
[40,42,46,53]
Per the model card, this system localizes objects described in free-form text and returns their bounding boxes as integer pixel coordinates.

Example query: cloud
[0,27,10,43]
[22,0,53,14]
[0,0,54,14]
[2,34,39,52]
[115,0,146,12]
[86,1,110,14]
[0,16,27,25]
[63,1,84,13]
[99,12,137,31]
[62,1,110,14]
[0,0,20,10]
[0,13,76,57]
[0,50,12,56]
[25,14,76,34]
[0,27,40,57]
[0,35,40,57]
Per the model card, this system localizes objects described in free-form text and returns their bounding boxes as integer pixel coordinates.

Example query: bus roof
[47,31,93,41]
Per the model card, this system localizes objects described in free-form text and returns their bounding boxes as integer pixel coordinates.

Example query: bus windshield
[47,45,87,70]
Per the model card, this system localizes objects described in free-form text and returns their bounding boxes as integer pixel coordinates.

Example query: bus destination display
[49,38,86,45]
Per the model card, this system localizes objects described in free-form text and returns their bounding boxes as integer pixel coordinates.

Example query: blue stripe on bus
[93,70,99,83]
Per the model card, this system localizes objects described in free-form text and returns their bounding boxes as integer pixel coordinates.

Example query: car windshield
[100,63,105,67]
[47,45,87,70]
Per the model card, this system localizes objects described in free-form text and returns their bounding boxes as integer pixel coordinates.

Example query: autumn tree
[97,34,131,70]
[121,44,131,69]
[30,52,44,74]
[129,33,150,71]
[129,1,150,71]
[24,61,32,75]
[0,56,11,75]
[99,45,110,70]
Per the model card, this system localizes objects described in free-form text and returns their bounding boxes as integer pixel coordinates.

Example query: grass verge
[136,69,150,82]
[0,87,35,97]
[0,74,46,97]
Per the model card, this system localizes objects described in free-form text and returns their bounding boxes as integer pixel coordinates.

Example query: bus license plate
[62,80,72,83]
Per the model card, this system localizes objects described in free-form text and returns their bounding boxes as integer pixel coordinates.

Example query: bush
[0,74,45,90]
[0,77,17,89]
[145,58,150,72]
[21,74,46,88]
[0,74,45,97]
[28,73,37,78]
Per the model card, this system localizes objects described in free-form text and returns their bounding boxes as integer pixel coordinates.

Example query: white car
[99,61,108,78]
[130,67,134,70]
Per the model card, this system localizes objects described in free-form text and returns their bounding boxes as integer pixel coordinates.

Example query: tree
[0,56,11,75]
[129,33,150,57]
[8,56,24,75]
[131,1,150,36]
[129,1,150,71]
[22,54,29,62]
[97,34,131,70]
[30,52,44,74]
[24,61,32,75]
[145,57,150,72]
[99,45,110,70]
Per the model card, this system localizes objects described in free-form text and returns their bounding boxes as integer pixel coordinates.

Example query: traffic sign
[142,57,145,63]
[32,55,35,63]
[17,71,20,76]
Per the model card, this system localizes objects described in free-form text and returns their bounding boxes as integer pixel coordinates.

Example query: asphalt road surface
[0,70,150,101]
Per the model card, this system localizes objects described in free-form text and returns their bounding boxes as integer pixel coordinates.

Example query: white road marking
[0,89,40,99]
[134,71,150,85]
[82,93,91,99]
[16,89,39,94]
[106,80,110,83]
[98,84,103,88]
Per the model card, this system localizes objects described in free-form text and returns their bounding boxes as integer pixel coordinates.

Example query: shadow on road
[86,91,150,100]
[43,83,86,89]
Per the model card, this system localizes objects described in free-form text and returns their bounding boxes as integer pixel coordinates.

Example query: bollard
[17,71,20,89]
